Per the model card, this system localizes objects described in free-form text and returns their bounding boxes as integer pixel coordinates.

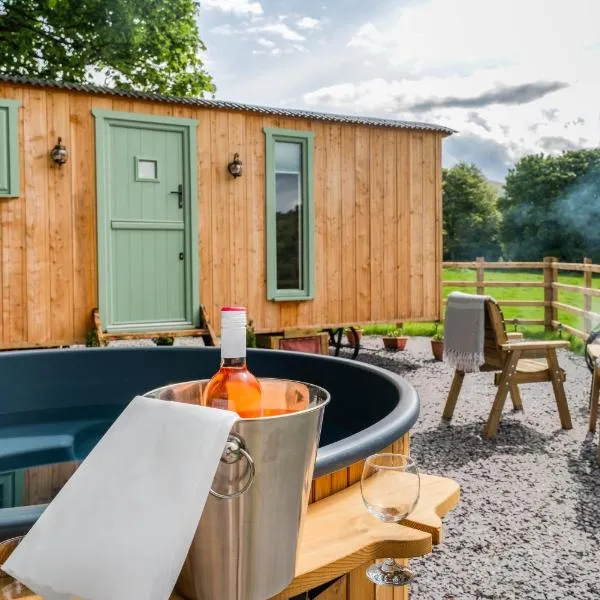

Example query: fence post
[543,256,558,332]
[476,257,485,295]
[584,257,592,334]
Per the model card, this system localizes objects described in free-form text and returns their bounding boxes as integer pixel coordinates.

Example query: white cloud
[201,0,263,16]
[258,23,305,41]
[257,37,276,48]
[346,0,600,74]
[297,16,320,30]
[303,61,600,168]
[210,24,235,36]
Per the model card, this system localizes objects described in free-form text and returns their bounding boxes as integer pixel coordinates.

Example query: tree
[500,149,600,261]
[0,0,215,97]
[443,162,502,261]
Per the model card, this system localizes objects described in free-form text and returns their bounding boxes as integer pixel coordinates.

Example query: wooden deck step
[91,306,217,347]
[102,329,211,342]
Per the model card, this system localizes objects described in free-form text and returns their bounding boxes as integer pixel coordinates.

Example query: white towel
[2,396,238,600]
[443,291,488,372]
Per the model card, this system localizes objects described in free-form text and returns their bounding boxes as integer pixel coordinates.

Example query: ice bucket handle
[209,434,255,500]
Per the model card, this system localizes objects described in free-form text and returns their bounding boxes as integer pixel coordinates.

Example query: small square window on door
[134,157,159,182]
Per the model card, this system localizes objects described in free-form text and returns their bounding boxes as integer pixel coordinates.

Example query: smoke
[409,81,569,112]
[467,111,492,132]
[539,136,580,153]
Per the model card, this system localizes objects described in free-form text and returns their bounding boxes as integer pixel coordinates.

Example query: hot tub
[0,347,419,538]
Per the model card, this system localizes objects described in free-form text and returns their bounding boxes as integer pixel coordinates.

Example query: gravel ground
[103,335,600,598]
[355,336,600,600]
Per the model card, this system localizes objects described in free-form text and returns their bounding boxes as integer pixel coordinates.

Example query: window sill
[268,294,314,302]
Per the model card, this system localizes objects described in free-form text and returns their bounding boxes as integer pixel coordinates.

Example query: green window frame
[0,99,20,198]
[264,128,315,301]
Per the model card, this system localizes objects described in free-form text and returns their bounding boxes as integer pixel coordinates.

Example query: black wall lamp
[227,152,243,178]
[50,137,68,166]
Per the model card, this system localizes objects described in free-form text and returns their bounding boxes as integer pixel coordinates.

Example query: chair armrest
[501,340,569,351]
[506,332,524,340]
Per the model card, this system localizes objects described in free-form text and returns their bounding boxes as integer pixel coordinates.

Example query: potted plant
[345,327,363,346]
[431,322,444,361]
[382,325,409,351]
[152,335,174,346]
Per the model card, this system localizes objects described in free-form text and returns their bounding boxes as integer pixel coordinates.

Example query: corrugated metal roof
[0,75,455,135]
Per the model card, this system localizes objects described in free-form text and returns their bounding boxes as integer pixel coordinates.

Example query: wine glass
[360,453,420,586]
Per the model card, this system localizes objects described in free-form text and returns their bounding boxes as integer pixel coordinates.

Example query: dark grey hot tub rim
[0,346,420,537]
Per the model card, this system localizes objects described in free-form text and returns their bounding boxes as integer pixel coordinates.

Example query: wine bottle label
[221,308,247,359]
[221,327,246,358]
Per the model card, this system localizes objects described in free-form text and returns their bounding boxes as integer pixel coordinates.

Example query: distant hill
[486,179,505,195]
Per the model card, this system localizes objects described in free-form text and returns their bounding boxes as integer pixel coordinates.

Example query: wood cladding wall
[0,83,443,347]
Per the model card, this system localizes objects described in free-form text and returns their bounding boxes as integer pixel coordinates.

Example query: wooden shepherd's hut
[0,77,453,349]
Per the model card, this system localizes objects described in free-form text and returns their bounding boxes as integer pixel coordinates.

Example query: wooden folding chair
[442,299,572,438]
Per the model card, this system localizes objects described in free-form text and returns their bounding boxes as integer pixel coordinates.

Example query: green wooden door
[94,111,199,332]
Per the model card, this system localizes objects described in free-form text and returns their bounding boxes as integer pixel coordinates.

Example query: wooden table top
[0,474,459,600]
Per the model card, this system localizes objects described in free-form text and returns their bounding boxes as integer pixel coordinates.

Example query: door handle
[170,184,183,209]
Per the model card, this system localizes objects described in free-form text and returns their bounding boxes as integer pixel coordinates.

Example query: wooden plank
[445,281,544,288]
[312,121,328,328]
[544,256,558,332]
[197,108,213,321]
[24,87,50,344]
[314,576,346,599]
[434,134,443,321]
[347,564,375,600]
[47,92,74,341]
[409,133,424,318]
[554,262,600,273]
[553,282,600,297]
[340,126,357,324]
[243,116,264,329]
[355,127,370,322]
[553,301,599,319]
[0,86,26,345]
[210,111,230,330]
[584,258,592,333]
[70,94,96,343]
[369,128,384,322]
[103,328,210,341]
[326,124,342,325]
[421,133,437,318]
[228,112,247,307]
[382,130,396,320]
[24,462,78,505]
[443,261,545,269]
[396,131,410,318]
[551,320,587,340]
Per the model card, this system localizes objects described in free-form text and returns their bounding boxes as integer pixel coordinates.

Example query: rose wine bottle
[203,306,310,417]
[203,307,263,418]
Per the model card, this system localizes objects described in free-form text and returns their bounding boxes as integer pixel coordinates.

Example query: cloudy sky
[198,0,600,181]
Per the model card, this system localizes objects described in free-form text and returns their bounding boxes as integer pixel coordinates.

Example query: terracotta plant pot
[345,329,363,346]
[382,336,409,351]
[431,339,444,361]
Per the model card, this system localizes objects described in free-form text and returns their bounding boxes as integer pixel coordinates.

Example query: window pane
[275,141,301,172]
[275,173,303,289]
[137,159,157,180]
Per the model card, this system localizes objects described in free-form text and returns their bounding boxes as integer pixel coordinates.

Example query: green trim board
[93,109,200,332]
[0,99,20,198]
[264,128,315,301]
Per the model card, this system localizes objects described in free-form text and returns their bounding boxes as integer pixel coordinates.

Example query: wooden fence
[442,256,600,341]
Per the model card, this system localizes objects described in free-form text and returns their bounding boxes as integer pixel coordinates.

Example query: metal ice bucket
[144,378,330,600]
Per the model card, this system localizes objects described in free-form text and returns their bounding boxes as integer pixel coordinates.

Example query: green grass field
[363,268,600,354]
